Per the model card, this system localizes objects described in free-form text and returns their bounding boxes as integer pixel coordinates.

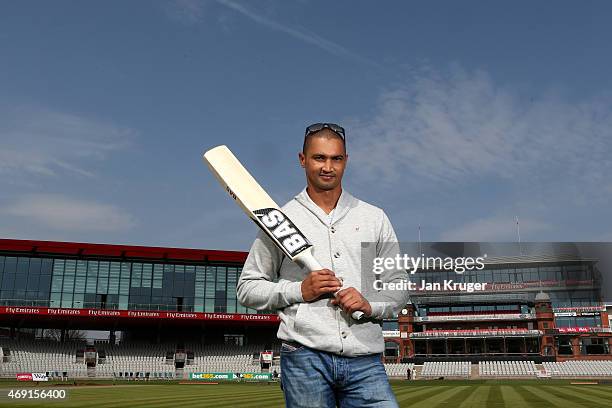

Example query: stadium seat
[420,361,471,378]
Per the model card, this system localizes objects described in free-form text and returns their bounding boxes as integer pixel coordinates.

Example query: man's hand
[331,287,372,317]
[301,269,342,302]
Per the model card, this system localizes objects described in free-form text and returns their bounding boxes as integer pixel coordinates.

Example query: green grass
[1,379,611,407]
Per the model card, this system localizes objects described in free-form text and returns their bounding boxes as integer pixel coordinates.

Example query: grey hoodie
[237,188,409,356]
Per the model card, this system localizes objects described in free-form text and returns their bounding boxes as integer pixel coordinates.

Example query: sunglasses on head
[304,123,345,140]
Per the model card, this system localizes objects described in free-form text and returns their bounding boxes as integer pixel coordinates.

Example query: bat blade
[203,145,363,320]
[203,145,276,215]
[203,145,312,261]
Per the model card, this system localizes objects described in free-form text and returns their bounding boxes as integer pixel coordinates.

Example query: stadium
[1,238,611,407]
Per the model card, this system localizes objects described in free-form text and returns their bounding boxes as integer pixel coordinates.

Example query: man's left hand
[331,287,372,317]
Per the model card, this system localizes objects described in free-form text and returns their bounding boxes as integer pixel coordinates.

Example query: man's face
[299,134,347,192]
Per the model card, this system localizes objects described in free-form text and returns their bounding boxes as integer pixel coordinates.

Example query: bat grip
[295,251,364,321]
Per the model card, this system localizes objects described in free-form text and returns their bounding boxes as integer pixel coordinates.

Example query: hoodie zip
[327,222,345,354]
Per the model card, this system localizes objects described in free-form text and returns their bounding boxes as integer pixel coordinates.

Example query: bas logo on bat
[253,209,311,257]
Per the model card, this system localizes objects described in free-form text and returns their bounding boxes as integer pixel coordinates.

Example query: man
[237,123,408,407]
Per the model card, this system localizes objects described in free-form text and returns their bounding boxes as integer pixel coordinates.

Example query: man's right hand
[301,269,343,302]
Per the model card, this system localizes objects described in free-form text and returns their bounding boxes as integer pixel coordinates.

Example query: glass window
[173,280,184,296]
[62,272,75,293]
[185,265,195,285]
[120,279,130,295]
[50,292,61,307]
[206,267,215,298]
[14,269,27,291]
[383,321,399,331]
[17,257,29,275]
[39,258,52,275]
[216,267,226,291]
[4,257,17,274]
[152,264,162,280]
[86,261,99,294]
[143,264,153,288]
[195,279,205,298]
[119,295,129,310]
[26,269,40,292]
[108,278,119,295]
[556,317,569,328]
[73,293,84,308]
[194,300,203,313]
[150,296,161,309]
[106,294,119,309]
[74,274,86,293]
[38,275,51,293]
[152,264,163,290]
[61,292,73,308]
[1,274,15,291]
[51,272,63,292]
[226,267,237,308]
[64,260,76,275]
[120,262,131,278]
[108,262,121,294]
[131,263,142,287]
[195,266,205,281]
[97,261,110,294]
[205,298,215,312]
[539,266,559,282]
[76,260,87,276]
[28,258,41,275]
[163,264,174,274]
[74,262,86,293]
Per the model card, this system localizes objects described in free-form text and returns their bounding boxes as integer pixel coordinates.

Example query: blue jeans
[280,343,398,408]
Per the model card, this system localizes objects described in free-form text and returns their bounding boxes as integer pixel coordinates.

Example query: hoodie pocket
[294,303,307,334]
[294,301,334,335]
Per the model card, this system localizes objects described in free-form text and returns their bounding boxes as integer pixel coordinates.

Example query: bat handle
[295,251,364,321]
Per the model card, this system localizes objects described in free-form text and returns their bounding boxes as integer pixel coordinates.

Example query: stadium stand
[384,363,415,378]
[182,343,275,376]
[420,361,471,378]
[0,339,282,380]
[97,342,174,379]
[0,338,88,378]
[542,360,612,377]
[3,337,611,381]
[478,360,538,377]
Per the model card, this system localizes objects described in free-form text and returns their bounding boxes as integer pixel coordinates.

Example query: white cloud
[216,0,380,68]
[440,215,551,241]
[0,106,134,182]
[1,194,136,233]
[166,0,382,68]
[349,67,612,199]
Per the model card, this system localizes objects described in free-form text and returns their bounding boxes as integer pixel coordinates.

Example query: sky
[1,1,612,252]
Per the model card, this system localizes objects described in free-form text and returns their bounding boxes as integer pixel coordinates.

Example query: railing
[410,329,543,338]
[553,305,606,313]
[414,313,536,322]
[413,352,541,356]
[557,327,612,334]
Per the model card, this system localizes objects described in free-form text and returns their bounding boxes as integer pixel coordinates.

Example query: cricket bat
[203,145,364,320]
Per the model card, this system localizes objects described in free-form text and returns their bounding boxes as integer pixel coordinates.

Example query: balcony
[410,329,543,339]
[414,313,536,322]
